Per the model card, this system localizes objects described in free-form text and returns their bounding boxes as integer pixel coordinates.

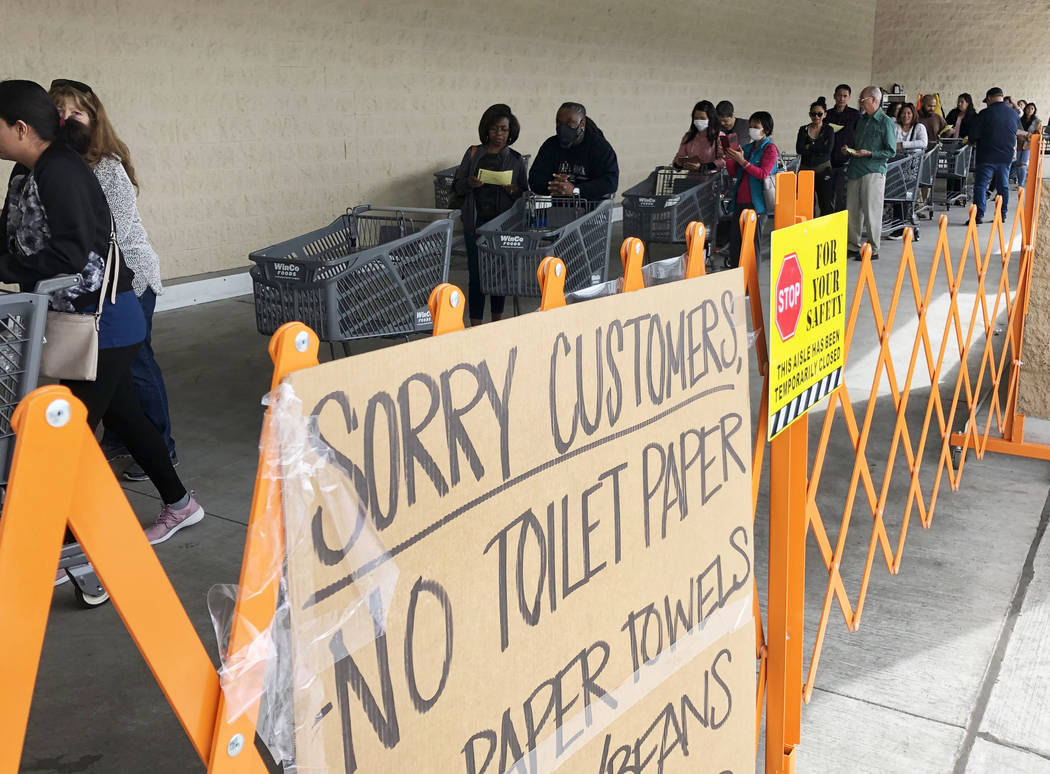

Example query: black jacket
[972,102,1020,165]
[944,108,978,140]
[451,145,528,232]
[528,123,618,200]
[0,143,133,310]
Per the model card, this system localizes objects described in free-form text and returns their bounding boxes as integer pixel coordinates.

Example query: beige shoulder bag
[40,222,120,382]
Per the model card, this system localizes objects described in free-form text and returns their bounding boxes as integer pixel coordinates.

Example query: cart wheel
[951,446,962,468]
[73,585,110,609]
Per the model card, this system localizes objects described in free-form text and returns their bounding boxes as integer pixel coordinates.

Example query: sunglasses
[810,112,825,118]
[50,79,93,95]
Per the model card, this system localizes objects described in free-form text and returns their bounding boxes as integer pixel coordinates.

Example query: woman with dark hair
[528,101,619,199]
[0,80,204,551]
[49,79,177,480]
[944,93,978,200]
[796,97,834,215]
[945,93,978,139]
[1015,102,1042,188]
[672,100,725,172]
[724,111,778,269]
[451,103,527,325]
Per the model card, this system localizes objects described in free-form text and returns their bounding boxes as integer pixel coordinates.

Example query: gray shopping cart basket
[250,205,457,343]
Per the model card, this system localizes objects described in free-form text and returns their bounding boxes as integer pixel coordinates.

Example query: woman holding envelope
[452,104,528,326]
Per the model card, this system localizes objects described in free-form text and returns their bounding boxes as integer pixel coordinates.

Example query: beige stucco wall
[1,0,874,282]
[872,0,1050,113]
[1018,181,1050,418]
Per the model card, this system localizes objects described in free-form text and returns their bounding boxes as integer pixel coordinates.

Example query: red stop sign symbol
[775,252,803,341]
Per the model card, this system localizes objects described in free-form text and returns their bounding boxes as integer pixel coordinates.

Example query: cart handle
[349,205,459,221]
[32,276,79,295]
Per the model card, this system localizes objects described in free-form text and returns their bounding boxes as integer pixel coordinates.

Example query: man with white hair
[844,85,898,260]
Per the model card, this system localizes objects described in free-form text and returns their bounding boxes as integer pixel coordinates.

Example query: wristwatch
[572,186,580,197]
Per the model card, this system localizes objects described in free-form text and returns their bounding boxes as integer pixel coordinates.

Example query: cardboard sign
[768,212,847,439]
[278,270,756,773]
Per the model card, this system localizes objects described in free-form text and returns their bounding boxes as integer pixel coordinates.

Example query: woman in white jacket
[888,104,928,239]
[895,103,928,154]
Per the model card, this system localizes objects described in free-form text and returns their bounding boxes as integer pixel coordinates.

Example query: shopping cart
[476,195,614,299]
[621,167,720,254]
[250,206,457,352]
[882,152,924,239]
[0,277,109,608]
[915,145,939,220]
[935,139,973,209]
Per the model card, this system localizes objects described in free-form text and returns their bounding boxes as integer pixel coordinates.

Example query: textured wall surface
[1018,180,1050,419]
[0,0,874,281]
[872,0,1050,113]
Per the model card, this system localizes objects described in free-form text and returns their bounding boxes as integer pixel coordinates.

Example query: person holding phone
[528,102,618,200]
[724,111,778,269]
[452,104,527,326]
[672,100,725,173]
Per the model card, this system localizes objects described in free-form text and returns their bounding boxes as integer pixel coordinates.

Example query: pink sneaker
[145,493,205,545]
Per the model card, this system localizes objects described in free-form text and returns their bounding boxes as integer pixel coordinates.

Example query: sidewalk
[19,200,1050,772]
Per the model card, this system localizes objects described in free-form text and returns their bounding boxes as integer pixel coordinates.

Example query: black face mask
[62,119,92,156]
[556,122,583,149]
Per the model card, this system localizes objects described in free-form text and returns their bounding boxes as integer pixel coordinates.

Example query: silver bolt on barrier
[555,263,564,277]
[227,733,245,757]
[294,331,310,353]
[450,290,461,308]
[45,399,71,428]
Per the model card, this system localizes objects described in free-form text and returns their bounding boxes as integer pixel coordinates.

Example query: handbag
[446,145,480,210]
[40,221,120,382]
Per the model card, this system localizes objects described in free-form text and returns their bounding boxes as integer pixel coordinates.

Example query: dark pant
[810,167,835,216]
[830,165,849,212]
[66,344,186,504]
[465,229,505,321]
[728,206,762,268]
[101,289,175,454]
[974,161,1011,219]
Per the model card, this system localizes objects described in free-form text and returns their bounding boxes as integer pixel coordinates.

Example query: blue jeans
[102,289,175,454]
[1013,149,1030,188]
[974,162,1011,220]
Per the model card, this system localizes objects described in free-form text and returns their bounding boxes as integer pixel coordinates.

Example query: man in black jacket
[528,102,618,200]
[972,87,1020,223]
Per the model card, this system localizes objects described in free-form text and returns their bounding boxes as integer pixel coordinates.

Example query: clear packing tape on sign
[208,381,398,770]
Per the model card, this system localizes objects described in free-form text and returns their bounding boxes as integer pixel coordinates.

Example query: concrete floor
[18,189,1050,773]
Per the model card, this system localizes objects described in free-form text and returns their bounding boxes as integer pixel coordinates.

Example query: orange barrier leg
[0,386,266,772]
[207,323,319,772]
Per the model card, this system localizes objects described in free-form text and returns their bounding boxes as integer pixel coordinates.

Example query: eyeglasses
[810,112,825,118]
[49,79,93,95]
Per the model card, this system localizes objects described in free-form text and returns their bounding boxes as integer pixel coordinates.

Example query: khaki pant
[847,172,885,255]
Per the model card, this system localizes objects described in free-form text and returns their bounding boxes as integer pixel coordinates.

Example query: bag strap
[94,217,120,330]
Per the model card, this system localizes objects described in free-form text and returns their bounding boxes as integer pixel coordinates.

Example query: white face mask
[694,119,709,131]
[748,128,764,141]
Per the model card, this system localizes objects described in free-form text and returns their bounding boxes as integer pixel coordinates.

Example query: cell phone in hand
[719,134,731,151]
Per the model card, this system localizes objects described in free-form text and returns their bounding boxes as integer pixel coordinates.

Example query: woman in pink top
[672,100,726,173]
[724,110,778,269]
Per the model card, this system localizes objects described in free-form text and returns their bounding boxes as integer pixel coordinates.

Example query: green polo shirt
[846,108,898,179]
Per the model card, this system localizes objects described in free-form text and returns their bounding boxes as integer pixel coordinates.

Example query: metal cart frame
[476,195,614,299]
[250,206,457,351]
[882,152,924,238]
[621,167,720,256]
[935,139,973,209]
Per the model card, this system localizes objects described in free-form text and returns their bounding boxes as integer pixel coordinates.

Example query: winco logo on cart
[273,262,305,281]
[638,197,657,208]
[499,235,526,249]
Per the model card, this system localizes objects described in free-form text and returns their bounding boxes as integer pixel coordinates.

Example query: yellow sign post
[768,211,847,440]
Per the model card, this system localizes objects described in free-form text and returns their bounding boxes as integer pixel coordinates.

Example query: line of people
[0,79,201,573]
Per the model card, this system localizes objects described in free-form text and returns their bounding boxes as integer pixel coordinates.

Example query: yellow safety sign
[768,211,847,439]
